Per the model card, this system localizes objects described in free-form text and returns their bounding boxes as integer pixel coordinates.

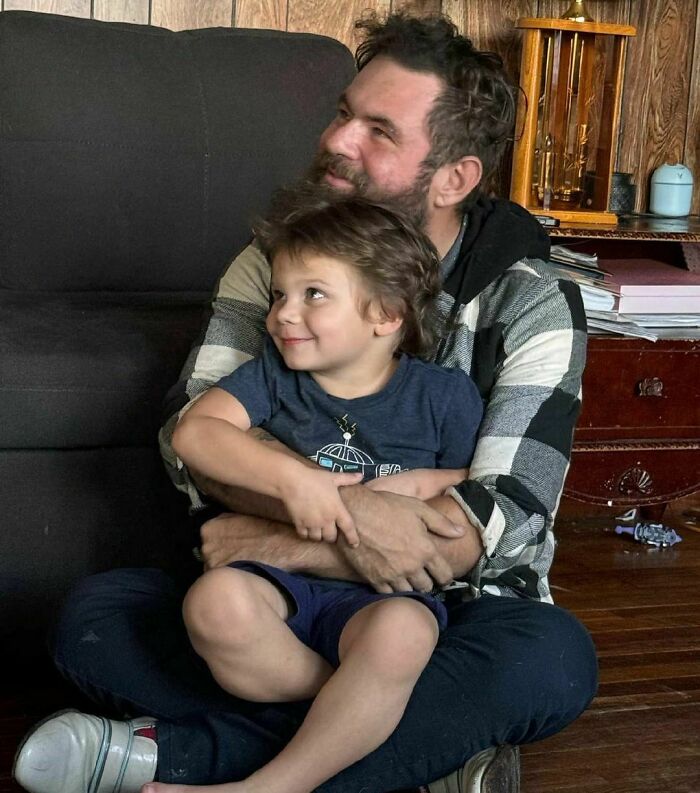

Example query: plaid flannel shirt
[160,239,586,603]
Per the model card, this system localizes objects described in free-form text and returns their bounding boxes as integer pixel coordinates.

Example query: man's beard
[306,151,433,229]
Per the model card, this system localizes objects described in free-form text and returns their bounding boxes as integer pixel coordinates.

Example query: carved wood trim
[573,440,700,452]
[563,482,700,505]
[637,377,664,397]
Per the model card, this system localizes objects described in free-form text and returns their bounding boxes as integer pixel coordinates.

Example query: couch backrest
[0,11,355,292]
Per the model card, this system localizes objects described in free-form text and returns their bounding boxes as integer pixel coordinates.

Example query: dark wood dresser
[549,216,700,513]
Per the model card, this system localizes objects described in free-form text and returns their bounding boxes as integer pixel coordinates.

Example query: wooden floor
[521,494,700,792]
[2,494,699,793]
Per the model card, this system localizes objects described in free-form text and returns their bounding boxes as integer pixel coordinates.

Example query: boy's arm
[174,389,362,544]
[190,426,313,523]
[172,389,294,501]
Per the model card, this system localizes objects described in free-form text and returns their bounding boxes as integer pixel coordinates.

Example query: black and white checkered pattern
[160,241,586,604]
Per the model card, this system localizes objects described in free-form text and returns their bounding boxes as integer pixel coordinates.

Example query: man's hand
[338,487,463,593]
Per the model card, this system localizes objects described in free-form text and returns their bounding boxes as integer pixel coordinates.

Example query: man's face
[310,57,443,225]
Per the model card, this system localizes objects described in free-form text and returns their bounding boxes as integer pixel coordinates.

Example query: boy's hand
[279,467,364,546]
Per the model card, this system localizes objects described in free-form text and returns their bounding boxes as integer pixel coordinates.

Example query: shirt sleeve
[436,369,484,469]
[158,241,271,507]
[446,274,586,601]
[215,345,276,429]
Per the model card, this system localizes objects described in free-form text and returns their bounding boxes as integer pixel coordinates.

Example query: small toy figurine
[615,522,683,548]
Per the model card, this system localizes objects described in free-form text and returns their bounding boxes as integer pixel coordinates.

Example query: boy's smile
[266,249,401,398]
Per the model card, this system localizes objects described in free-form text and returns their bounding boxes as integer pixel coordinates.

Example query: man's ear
[433,156,483,209]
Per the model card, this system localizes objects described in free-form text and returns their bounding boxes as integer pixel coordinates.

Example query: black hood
[442,196,551,307]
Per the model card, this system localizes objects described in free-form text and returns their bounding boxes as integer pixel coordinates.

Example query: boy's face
[266,249,392,379]
[310,56,443,226]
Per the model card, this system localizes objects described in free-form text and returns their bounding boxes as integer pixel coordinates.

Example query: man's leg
[49,567,312,767]
[50,567,235,718]
[155,594,597,790]
[45,574,596,791]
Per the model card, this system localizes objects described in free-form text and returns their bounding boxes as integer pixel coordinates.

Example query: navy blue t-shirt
[215,339,483,480]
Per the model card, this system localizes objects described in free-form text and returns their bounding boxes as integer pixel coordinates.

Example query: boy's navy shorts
[229,561,448,667]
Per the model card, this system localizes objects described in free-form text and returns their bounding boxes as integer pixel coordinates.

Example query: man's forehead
[343,57,443,117]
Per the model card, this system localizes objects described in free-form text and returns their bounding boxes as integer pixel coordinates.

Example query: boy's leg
[230,596,440,793]
[184,567,333,702]
[141,596,440,793]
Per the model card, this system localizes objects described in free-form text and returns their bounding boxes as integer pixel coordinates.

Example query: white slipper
[13,709,157,793]
[428,745,520,793]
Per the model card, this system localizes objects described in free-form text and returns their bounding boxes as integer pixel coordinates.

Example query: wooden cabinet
[565,336,700,507]
[550,216,700,510]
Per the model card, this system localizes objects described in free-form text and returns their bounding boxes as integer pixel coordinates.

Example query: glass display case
[510,18,636,225]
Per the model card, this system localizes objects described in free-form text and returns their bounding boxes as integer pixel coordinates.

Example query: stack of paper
[548,245,700,340]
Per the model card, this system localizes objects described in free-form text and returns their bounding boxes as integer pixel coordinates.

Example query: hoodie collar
[442,195,550,306]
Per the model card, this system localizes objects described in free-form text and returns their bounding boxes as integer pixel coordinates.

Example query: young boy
[155,190,483,793]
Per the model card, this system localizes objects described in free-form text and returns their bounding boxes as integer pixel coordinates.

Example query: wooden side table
[549,216,700,515]
[565,336,700,514]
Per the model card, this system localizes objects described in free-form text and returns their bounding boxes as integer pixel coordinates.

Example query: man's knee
[537,603,598,717]
[436,597,598,742]
[50,568,177,666]
[501,601,598,735]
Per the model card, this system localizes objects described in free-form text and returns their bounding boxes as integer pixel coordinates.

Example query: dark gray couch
[0,10,355,669]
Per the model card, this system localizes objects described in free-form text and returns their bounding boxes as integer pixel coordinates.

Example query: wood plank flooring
[1,494,699,792]
[520,494,700,792]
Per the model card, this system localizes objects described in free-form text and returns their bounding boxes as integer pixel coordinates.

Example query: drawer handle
[637,377,663,397]
[618,467,653,495]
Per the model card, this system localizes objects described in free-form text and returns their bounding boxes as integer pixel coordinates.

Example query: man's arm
[445,271,587,601]
[158,242,271,508]
[364,467,468,500]
[200,512,358,578]
[200,488,481,593]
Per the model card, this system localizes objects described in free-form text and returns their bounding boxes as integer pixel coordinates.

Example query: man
[15,13,597,793]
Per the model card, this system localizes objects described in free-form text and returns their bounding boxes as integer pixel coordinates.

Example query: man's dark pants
[50,567,598,791]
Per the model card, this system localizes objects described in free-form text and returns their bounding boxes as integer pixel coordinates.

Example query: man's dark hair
[354,12,516,199]
[254,186,443,359]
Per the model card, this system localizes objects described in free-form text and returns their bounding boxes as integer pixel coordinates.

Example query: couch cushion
[0,291,208,448]
[0,11,355,292]
[0,445,198,670]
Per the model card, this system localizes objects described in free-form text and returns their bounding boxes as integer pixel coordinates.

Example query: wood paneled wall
[2,0,699,213]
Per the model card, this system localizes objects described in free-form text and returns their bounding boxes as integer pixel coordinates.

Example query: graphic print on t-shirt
[309,414,402,480]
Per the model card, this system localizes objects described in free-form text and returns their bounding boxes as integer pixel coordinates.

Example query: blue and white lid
[651,163,694,185]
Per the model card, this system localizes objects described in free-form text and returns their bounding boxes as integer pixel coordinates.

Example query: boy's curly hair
[354,12,516,200]
[254,185,443,359]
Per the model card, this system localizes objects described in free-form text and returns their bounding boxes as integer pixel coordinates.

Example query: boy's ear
[374,315,403,337]
[432,156,483,209]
